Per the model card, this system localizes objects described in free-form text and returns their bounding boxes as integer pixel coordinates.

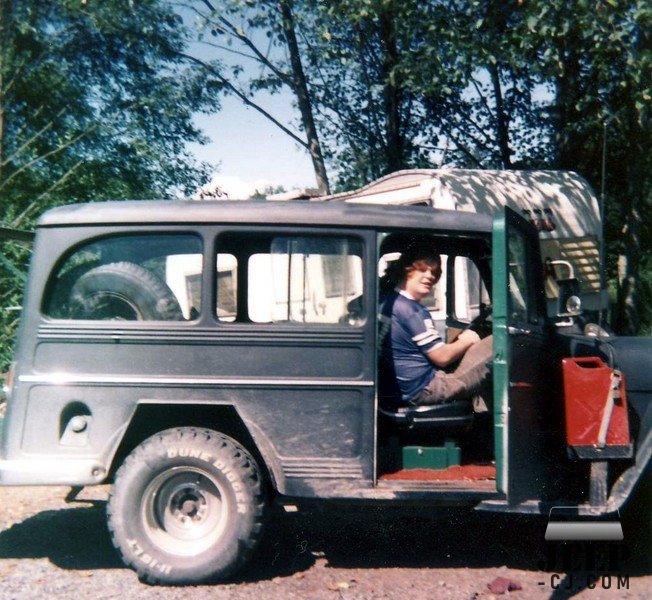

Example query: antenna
[599,120,608,329]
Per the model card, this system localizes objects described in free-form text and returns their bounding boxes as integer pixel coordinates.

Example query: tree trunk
[612,16,650,335]
[0,0,7,181]
[614,200,642,335]
[489,63,512,168]
[279,0,330,195]
[379,9,403,174]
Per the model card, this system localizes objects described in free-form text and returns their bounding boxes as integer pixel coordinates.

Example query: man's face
[403,261,442,301]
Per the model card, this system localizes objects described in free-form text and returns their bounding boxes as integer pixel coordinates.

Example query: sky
[186,74,316,199]
[177,1,317,199]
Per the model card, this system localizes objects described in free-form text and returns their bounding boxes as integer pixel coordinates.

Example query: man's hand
[427,328,480,367]
[458,329,480,345]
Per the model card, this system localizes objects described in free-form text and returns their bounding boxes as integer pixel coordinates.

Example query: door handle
[508,326,531,335]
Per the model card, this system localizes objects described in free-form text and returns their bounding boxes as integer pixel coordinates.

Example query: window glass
[507,229,530,323]
[215,234,364,325]
[45,235,202,321]
[453,257,490,321]
[216,253,237,322]
[250,237,364,324]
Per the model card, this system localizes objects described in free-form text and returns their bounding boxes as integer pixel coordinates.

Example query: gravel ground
[0,485,650,599]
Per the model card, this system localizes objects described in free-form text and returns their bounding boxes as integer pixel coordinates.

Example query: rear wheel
[107,428,266,584]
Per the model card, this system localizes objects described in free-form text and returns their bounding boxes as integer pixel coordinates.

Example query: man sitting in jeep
[379,241,493,408]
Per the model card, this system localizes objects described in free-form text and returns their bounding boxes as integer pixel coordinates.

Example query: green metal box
[402,440,461,470]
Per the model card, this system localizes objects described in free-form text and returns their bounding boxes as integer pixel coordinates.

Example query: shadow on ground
[0,502,122,570]
[244,506,550,581]
[0,500,648,586]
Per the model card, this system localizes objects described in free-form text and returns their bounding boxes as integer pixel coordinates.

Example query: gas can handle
[572,357,605,368]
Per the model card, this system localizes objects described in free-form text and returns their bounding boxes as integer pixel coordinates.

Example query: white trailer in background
[312,169,605,318]
[167,169,603,330]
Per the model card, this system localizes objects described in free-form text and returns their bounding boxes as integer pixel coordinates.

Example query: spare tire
[69,261,183,321]
[47,261,100,318]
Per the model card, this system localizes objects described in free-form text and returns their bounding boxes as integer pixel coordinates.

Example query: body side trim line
[19,374,374,388]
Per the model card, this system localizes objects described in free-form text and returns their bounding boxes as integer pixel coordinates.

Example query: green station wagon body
[1,199,650,583]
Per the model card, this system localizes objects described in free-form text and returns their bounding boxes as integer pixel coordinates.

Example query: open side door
[493,207,557,504]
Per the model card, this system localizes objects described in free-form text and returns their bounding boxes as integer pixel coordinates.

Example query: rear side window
[44,234,203,321]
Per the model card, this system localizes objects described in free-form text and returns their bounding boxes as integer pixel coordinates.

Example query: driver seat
[378,398,474,437]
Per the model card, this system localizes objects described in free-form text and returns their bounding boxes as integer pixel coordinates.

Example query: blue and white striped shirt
[379,290,444,404]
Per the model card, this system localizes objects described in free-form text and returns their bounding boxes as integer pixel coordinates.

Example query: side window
[216,253,238,322]
[45,234,203,321]
[507,229,532,323]
[453,257,490,321]
[217,235,364,325]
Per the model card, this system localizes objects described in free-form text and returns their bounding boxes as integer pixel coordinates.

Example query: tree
[301,1,546,186]
[397,1,552,170]
[183,0,330,193]
[248,184,285,199]
[1,0,218,215]
[518,0,651,334]
[0,0,220,371]
[301,1,434,189]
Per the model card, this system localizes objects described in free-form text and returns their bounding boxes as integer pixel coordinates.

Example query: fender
[604,336,652,510]
[106,400,287,494]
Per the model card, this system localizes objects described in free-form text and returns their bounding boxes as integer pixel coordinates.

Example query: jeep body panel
[2,200,650,515]
[2,201,493,500]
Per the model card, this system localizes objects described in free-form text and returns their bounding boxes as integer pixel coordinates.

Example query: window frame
[214,227,369,329]
[446,254,492,327]
[41,229,205,326]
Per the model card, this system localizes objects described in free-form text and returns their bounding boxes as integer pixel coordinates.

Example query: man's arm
[426,329,480,367]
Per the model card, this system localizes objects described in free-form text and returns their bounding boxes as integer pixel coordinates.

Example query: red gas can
[561,357,632,459]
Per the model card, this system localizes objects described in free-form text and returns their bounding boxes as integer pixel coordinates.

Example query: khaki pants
[413,335,493,406]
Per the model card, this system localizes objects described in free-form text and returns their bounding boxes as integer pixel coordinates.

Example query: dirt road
[0,485,649,599]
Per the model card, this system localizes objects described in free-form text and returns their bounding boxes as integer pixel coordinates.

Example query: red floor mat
[380,464,496,481]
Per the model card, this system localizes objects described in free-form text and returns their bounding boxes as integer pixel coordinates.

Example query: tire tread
[107,427,266,584]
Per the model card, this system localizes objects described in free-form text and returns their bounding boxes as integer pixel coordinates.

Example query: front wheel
[107,428,266,584]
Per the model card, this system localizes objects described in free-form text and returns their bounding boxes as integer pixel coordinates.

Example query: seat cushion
[379,400,473,429]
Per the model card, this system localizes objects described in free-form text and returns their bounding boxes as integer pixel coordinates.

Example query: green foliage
[299,1,435,188]
[0,241,30,376]
[639,256,652,336]
[2,0,218,217]
[0,0,221,371]
[516,0,651,333]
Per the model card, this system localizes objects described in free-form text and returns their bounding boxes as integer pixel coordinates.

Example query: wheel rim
[84,292,142,320]
[141,467,230,556]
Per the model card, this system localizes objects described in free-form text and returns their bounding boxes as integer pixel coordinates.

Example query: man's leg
[414,335,493,405]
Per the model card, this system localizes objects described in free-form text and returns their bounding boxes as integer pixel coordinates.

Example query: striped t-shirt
[379,290,444,403]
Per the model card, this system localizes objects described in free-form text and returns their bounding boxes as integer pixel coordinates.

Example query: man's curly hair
[380,239,441,294]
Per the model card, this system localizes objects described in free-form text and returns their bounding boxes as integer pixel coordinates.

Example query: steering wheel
[463,303,493,334]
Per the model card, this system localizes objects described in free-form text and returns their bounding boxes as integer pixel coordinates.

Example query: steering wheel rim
[463,304,493,332]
